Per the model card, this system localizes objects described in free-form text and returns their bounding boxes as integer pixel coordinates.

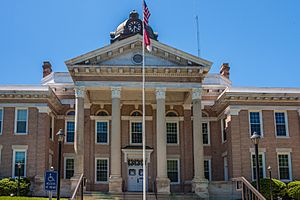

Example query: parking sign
[44,171,58,191]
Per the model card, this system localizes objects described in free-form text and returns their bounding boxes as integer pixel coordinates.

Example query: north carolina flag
[143,0,151,51]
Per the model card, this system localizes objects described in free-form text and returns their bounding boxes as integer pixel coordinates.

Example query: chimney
[220,63,230,79]
[42,61,52,78]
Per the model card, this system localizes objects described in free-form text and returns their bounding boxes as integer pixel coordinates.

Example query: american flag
[143,0,151,51]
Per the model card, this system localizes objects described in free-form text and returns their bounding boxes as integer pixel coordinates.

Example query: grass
[0,197,68,200]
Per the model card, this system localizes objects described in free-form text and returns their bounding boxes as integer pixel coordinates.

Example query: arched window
[66,110,75,116]
[166,110,179,144]
[202,112,209,118]
[96,110,109,116]
[166,111,178,117]
[130,110,142,117]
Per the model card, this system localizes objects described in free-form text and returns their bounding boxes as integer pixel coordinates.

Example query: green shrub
[252,178,287,200]
[0,178,31,196]
[287,181,300,200]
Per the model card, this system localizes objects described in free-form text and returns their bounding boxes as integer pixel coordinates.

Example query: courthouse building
[0,11,300,197]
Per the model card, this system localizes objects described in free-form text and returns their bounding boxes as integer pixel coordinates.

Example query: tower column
[155,88,170,194]
[109,87,123,193]
[192,87,209,198]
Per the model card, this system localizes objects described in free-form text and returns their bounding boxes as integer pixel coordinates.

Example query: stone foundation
[109,176,123,193]
[156,177,170,194]
[192,178,209,199]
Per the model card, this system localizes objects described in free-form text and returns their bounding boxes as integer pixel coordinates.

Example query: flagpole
[142,1,147,200]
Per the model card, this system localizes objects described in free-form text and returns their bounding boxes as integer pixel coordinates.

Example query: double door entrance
[127,159,147,192]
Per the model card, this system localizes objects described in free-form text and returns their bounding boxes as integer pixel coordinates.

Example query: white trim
[64,157,75,179]
[204,159,212,181]
[0,103,48,107]
[50,115,55,141]
[229,105,300,111]
[95,120,110,144]
[277,152,292,181]
[14,108,29,135]
[12,148,27,177]
[166,116,184,121]
[274,111,289,138]
[122,116,153,121]
[91,116,111,120]
[248,110,264,137]
[95,157,109,184]
[276,148,292,153]
[65,120,75,144]
[202,121,210,146]
[167,158,180,184]
[0,145,2,165]
[166,121,180,145]
[250,152,266,181]
[0,107,3,135]
[130,120,143,145]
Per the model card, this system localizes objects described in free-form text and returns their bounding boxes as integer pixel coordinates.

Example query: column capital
[155,87,166,100]
[192,88,202,100]
[75,86,86,98]
[111,87,121,98]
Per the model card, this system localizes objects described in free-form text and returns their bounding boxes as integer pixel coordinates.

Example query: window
[13,150,26,177]
[49,116,54,140]
[167,159,179,183]
[166,122,178,144]
[66,121,75,143]
[66,110,75,116]
[202,122,210,145]
[131,122,142,144]
[221,118,227,143]
[166,111,178,117]
[278,153,291,181]
[95,158,109,182]
[251,153,265,180]
[275,112,288,137]
[96,121,109,144]
[64,158,74,179]
[0,109,2,134]
[131,111,142,116]
[204,160,211,180]
[249,111,262,136]
[15,109,28,134]
[96,111,109,116]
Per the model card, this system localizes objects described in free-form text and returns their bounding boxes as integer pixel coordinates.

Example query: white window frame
[95,120,109,144]
[204,159,211,181]
[130,120,143,145]
[0,108,3,135]
[277,152,292,181]
[14,108,28,135]
[167,158,180,184]
[248,110,263,137]
[274,111,289,138]
[250,152,266,181]
[202,121,210,146]
[0,145,2,165]
[166,118,179,145]
[65,120,75,144]
[221,117,228,143]
[95,157,109,183]
[12,145,28,177]
[50,115,55,141]
[64,157,74,179]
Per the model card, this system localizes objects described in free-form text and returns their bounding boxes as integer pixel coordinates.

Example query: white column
[155,88,170,194]
[74,86,85,177]
[109,87,123,193]
[192,87,209,198]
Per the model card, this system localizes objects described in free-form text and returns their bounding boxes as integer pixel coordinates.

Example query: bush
[0,177,31,196]
[252,178,287,200]
[287,181,300,200]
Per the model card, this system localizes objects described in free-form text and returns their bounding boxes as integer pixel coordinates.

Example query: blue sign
[44,171,58,191]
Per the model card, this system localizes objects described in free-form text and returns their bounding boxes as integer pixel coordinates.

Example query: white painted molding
[90,116,112,120]
[230,109,240,116]
[0,103,47,107]
[121,116,153,121]
[12,145,28,150]
[166,116,184,121]
[183,104,192,110]
[121,149,153,163]
[192,88,202,100]
[84,103,91,109]
[276,148,292,153]
[222,151,228,157]
[155,88,166,100]
[111,87,121,98]
[74,86,85,98]
[151,104,157,110]
[37,106,50,114]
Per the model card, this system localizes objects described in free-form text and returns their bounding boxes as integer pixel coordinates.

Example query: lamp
[251,132,261,192]
[56,129,64,200]
[17,162,21,196]
[268,166,273,200]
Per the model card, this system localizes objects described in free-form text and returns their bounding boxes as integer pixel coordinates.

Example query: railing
[233,177,266,200]
[70,174,85,200]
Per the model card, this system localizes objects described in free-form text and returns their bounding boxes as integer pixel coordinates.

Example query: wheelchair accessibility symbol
[45,171,58,191]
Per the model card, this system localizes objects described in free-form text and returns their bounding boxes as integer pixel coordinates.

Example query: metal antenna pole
[196,15,201,57]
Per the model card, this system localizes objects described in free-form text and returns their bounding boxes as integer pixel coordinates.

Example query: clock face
[128,21,142,33]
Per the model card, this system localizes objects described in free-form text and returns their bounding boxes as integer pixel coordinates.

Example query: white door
[224,156,229,181]
[128,165,143,192]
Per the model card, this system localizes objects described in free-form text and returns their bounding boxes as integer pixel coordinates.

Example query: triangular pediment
[65,34,212,70]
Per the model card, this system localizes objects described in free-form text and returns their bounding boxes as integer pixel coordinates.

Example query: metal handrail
[70,174,84,200]
[233,177,266,200]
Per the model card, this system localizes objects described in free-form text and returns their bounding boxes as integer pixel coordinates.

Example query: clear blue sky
[0,0,299,87]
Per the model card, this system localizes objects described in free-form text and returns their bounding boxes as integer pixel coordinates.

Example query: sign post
[45,169,58,200]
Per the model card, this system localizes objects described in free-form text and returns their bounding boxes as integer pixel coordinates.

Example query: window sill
[14,133,28,135]
[167,143,180,146]
[95,181,109,184]
[276,136,290,139]
[95,143,109,145]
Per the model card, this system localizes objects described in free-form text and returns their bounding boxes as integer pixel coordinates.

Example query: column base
[192,178,209,199]
[156,177,170,194]
[109,176,123,193]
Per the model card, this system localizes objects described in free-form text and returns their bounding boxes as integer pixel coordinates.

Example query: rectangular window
[166,122,178,144]
[251,153,265,180]
[249,112,262,136]
[96,121,109,144]
[204,160,211,180]
[13,151,26,177]
[278,154,291,180]
[275,112,288,137]
[167,159,179,183]
[221,118,227,142]
[95,158,109,182]
[65,158,74,179]
[202,122,210,145]
[0,109,2,134]
[131,122,142,144]
[66,121,75,143]
[15,109,28,134]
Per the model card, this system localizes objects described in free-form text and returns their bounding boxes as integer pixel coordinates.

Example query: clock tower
[110,10,158,43]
